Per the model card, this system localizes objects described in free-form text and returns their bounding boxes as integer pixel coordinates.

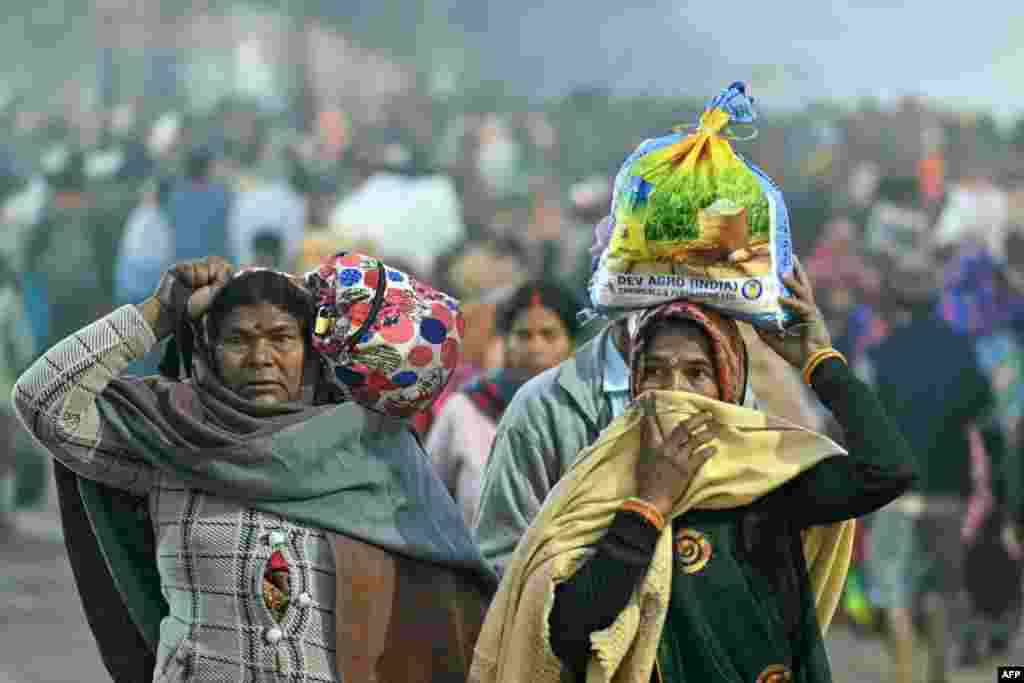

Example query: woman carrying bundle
[14,252,495,683]
[470,258,916,683]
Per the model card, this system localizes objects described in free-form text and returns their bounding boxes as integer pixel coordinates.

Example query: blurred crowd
[0,94,601,539]
[2,88,1024,680]
[804,172,1024,680]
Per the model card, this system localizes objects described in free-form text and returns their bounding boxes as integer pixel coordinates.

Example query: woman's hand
[635,394,720,518]
[755,256,833,371]
[141,256,234,339]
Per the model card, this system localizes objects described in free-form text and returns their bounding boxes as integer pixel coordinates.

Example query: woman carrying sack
[470,258,916,683]
[15,252,495,682]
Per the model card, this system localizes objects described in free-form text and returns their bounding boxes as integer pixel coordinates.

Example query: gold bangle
[802,348,846,386]
[621,498,667,531]
[803,347,836,371]
[803,348,844,385]
[800,349,828,384]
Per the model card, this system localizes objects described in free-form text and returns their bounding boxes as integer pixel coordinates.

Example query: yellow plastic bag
[590,82,795,330]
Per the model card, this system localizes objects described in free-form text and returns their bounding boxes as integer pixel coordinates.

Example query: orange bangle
[802,348,846,386]
[621,498,667,531]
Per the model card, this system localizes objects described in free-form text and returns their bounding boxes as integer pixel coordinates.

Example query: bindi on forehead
[645,348,713,364]
[222,305,301,335]
[647,325,714,359]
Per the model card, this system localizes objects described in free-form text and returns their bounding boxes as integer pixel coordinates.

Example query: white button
[265,627,284,644]
[269,531,286,546]
[297,592,313,608]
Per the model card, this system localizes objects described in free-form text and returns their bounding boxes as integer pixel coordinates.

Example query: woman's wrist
[802,347,847,386]
[622,497,668,531]
[137,297,174,340]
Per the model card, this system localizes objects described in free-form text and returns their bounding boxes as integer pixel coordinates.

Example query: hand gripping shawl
[469,389,854,683]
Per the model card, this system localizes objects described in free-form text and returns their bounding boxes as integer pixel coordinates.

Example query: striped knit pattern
[12,306,340,682]
[150,478,338,682]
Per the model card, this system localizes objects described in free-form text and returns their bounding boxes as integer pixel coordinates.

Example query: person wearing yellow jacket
[470,259,916,683]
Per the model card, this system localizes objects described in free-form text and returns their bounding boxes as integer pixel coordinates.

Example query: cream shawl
[469,390,855,683]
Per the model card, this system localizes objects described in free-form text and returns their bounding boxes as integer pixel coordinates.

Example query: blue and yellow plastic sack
[589,82,796,330]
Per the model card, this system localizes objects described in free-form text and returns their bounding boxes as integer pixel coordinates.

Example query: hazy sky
[455,1,1024,121]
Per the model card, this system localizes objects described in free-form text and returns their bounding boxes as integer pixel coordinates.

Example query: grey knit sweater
[13,305,339,682]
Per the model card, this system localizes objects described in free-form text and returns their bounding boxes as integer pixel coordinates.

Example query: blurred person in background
[806,217,883,359]
[998,220,1024,657]
[228,127,307,269]
[806,215,886,629]
[115,177,174,307]
[864,252,992,683]
[413,236,533,437]
[438,237,530,302]
[428,280,581,525]
[286,139,336,228]
[520,177,590,282]
[289,161,342,276]
[0,143,39,267]
[114,176,176,379]
[105,103,155,182]
[0,145,47,369]
[413,291,506,437]
[147,111,190,180]
[841,176,934,367]
[0,252,39,537]
[166,145,231,263]
[566,175,614,293]
[833,176,944,636]
[23,145,111,348]
[328,123,464,279]
[931,182,1024,664]
[935,178,1011,264]
[248,230,286,270]
[220,99,264,169]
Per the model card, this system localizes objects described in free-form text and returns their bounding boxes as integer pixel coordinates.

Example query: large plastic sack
[589,82,796,330]
[328,172,465,277]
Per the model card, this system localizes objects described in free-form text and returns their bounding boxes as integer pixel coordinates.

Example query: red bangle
[621,498,667,531]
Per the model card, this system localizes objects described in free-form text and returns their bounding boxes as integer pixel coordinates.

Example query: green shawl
[58,337,497,681]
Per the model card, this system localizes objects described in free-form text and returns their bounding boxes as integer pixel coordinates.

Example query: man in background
[865,252,992,683]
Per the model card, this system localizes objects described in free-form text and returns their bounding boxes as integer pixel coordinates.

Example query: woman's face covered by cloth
[629,301,746,404]
[635,320,721,400]
[214,302,307,405]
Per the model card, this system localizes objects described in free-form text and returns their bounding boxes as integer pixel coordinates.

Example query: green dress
[655,510,830,682]
[548,359,917,682]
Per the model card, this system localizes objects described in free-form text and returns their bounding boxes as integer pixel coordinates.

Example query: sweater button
[265,627,284,644]
[297,592,313,608]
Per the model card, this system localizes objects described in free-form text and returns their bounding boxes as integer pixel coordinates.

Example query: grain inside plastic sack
[588,82,796,331]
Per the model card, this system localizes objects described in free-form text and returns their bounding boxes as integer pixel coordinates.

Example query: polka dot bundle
[305,252,464,418]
